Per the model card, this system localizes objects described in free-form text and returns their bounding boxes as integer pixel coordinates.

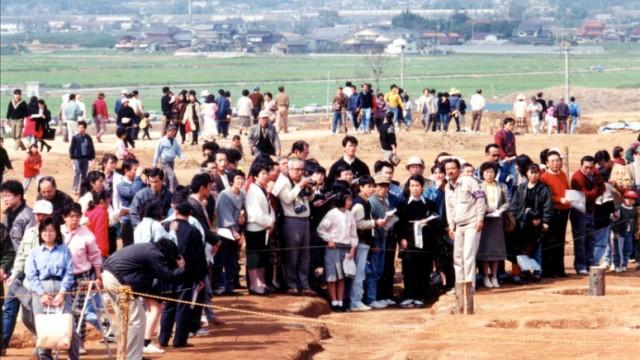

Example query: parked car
[302,103,321,113]
[62,83,81,90]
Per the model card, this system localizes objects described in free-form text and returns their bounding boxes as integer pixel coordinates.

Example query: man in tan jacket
[444,158,487,288]
[275,86,290,133]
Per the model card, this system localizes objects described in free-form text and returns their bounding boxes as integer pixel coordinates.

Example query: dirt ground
[2,107,640,359]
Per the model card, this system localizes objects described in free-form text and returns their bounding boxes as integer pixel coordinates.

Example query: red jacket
[86,205,109,257]
[571,169,605,213]
[23,153,42,178]
[92,98,109,118]
[494,129,516,159]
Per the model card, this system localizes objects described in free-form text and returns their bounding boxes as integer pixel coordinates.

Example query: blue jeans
[570,116,579,134]
[570,210,595,272]
[613,232,633,267]
[349,243,370,307]
[72,159,88,193]
[364,238,385,305]
[389,107,400,126]
[331,111,343,133]
[438,113,450,131]
[592,226,611,266]
[359,108,371,131]
[402,110,412,128]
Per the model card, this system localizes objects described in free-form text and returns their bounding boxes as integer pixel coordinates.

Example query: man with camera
[272,157,314,296]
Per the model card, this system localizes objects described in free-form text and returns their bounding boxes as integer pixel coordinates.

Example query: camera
[294,203,308,214]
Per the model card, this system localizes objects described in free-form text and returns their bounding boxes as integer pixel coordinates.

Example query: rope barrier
[2,284,638,348]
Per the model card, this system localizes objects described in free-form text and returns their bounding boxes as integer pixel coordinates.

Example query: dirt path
[3,112,640,359]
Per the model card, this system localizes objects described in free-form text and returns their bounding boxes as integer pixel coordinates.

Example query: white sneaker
[578,269,589,275]
[413,300,425,307]
[350,303,372,312]
[483,276,493,288]
[621,266,627,272]
[383,299,396,306]
[79,347,87,355]
[193,328,210,337]
[491,276,500,288]
[143,343,165,354]
[609,264,616,271]
[615,267,622,273]
[399,299,414,308]
[369,300,388,309]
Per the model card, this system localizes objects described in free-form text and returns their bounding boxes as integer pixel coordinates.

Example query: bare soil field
[3,106,639,359]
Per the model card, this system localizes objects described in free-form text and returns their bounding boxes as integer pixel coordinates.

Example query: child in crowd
[545,100,556,135]
[23,144,42,191]
[614,190,638,272]
[140,112,152,140]
[317,191,358,312]
[115,127,134,160]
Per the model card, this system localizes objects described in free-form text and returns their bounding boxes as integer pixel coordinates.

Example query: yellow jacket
[384,92,404,109]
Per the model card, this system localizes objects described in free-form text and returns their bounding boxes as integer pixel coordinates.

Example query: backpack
[568,103,579,117]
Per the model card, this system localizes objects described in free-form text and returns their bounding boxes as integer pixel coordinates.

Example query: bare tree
[366,51,388,94]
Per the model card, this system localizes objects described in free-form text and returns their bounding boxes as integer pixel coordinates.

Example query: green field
[2,46,639,113]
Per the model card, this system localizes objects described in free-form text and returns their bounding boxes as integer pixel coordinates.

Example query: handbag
[44,128,56,140]
[35,305,73,350]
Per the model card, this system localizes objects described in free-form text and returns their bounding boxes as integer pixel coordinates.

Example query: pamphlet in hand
[217,228,235,241]
[565,190,586,213]
[485,209,504,218]
[411,215,440,249]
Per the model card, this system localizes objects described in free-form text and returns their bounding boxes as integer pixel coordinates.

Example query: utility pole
[326,71,331,117]
[564,41,570,101]
[400,44,405,89]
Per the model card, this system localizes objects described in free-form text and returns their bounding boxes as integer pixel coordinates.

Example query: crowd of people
[0,84,635,360]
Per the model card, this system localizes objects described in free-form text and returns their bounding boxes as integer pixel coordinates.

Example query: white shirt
[236,96,253,117]
[470,94,485,111]
[513,100,527,118]
[272,174,310,218]
[317,208,358,247]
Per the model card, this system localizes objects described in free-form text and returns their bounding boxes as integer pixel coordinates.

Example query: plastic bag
[343,254,356,278]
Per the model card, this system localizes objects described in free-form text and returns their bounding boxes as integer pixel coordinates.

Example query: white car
[302,104,321,113]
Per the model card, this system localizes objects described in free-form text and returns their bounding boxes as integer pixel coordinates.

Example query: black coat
[168,219,207,285]
[327,157,370,186]
[6,99,28,120]
[187,196,219,246]
[69,133,96,160]
[509,182,553,226]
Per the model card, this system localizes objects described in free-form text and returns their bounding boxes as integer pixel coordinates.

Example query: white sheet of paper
[384,215,399,231]
[217,228,235,241]
[413,222,425,249]
[565,189,586,213]
[516,255,541,272]
[485,209,504,218]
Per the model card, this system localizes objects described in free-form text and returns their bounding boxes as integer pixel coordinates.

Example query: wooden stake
[455,282,464,314]
[463,281,474,315]
[589,266,606,296]
[116,286,132,360]
[563,146,570,175]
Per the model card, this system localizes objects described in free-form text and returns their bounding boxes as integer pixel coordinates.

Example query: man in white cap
[114,89,128,116]
[249,110,281,157]
[2,200,53,351]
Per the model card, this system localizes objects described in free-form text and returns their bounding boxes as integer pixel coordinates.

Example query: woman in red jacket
[23,144,42,191]
[85,190,110,259]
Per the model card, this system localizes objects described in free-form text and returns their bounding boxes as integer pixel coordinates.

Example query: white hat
[200,90,210,97]
[450,87,460,95]
[405,156,424,169]
[517,94,526,101]
[120,89,128,95]
[259,110,270,118]
[33,200,53,215]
